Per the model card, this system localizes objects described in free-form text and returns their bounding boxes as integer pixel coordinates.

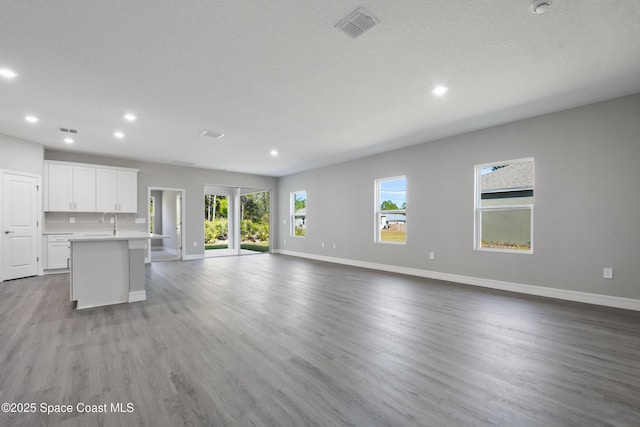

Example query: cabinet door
[47,164,73,211]
[48,242,70,269]
[117,171,138,213]
[96,168,118,212]
[73,166,96,211]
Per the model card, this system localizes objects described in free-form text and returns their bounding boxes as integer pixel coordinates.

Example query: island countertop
[68,232,166,242]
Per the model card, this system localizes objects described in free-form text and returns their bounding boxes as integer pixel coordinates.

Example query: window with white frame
[375,176,407,244]
[475,158,534,253]
[291,191,306,237]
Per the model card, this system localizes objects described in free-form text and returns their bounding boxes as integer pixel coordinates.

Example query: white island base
[70,233,163,309]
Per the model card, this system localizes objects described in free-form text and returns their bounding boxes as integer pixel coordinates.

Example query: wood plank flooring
[0,254,639,426]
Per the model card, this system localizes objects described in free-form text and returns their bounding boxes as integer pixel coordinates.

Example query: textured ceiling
[1,1,639,177]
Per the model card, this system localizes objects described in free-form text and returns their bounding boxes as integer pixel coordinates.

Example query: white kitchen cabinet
[48,241,71,269]
[96,168,138,213]
[45,163,96,212]
[46,163,73,211]
[117,171,138,212]
[95,169,118,211]
[46,234,71,270]
[45,161,138,213]
[73,166,97,211]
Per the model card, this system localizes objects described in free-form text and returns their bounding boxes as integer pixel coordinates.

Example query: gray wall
[44,150,277,257]
[277,94,640,300]
[0,133,44,175]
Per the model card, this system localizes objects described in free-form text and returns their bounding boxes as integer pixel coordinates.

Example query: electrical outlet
[69,217,75,223]
[603,267,613,279]
[193,241,197,247]
[283,219,287,224]
[429,252,435,260]
[321,242,325,248]
[284,239,287,245]
[333,243,336,249]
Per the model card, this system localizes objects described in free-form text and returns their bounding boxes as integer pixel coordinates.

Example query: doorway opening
[147,187,185,263]
[204,185,271,257]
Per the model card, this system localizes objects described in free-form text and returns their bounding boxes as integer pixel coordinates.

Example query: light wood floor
[1,255,639,426]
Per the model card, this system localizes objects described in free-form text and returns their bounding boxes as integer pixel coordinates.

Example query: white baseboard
[128,290,147,303]
[274,249,640,311]
[183,253,205,261]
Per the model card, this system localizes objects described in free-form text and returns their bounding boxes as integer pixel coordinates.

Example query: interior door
[2,172,39,281]
[175,193,182,259]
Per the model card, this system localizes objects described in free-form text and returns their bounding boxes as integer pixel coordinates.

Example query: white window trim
[290,190,306,238]
[375,176,407,245]
[474,158,534,254]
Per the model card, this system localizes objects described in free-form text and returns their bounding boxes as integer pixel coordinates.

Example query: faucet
[100,212,118,236]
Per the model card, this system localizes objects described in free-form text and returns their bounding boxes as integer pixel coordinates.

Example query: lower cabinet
[46,235,71,270]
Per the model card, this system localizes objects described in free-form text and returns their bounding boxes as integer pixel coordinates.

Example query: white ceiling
[1,1,639,177]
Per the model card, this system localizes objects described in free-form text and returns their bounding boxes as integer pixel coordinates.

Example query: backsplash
[44,212,147,233]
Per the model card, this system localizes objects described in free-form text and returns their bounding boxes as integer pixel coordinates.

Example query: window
[475,158,534,253]
[291,191,306,237]
[149,196,155,233]
[375,176,406,244]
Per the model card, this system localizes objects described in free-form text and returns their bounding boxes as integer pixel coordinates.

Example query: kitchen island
[69,232,165,309]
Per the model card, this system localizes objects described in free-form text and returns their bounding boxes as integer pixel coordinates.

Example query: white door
[2,173,39,281]
[175,193,182,259]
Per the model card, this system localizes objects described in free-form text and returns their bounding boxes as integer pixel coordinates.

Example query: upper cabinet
[95,168,138,213]
[46,163,96,212]
[45,161,139,213]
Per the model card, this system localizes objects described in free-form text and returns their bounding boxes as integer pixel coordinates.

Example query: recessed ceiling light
[25,115,39,123]
[114,131,125,139]
[531,0,551,14]
[124,113,136,122]
[64,137,74,144]
[0,68,17,79]
[432,86,448,96]
[270,150,278,156]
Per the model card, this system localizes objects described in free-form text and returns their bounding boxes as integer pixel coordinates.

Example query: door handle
[4,230,14,234]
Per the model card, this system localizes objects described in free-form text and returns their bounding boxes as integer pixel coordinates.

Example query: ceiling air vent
[59,127,78,134]
[336,7,379,39]
[200,130,224,139]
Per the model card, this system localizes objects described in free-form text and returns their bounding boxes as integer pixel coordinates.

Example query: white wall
[277,94,640,303]
[0,133,43,175]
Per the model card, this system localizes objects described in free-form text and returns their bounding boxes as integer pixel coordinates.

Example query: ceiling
[1,1,639,177]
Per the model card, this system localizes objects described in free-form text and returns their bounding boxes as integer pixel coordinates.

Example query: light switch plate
[603,267,613,279]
